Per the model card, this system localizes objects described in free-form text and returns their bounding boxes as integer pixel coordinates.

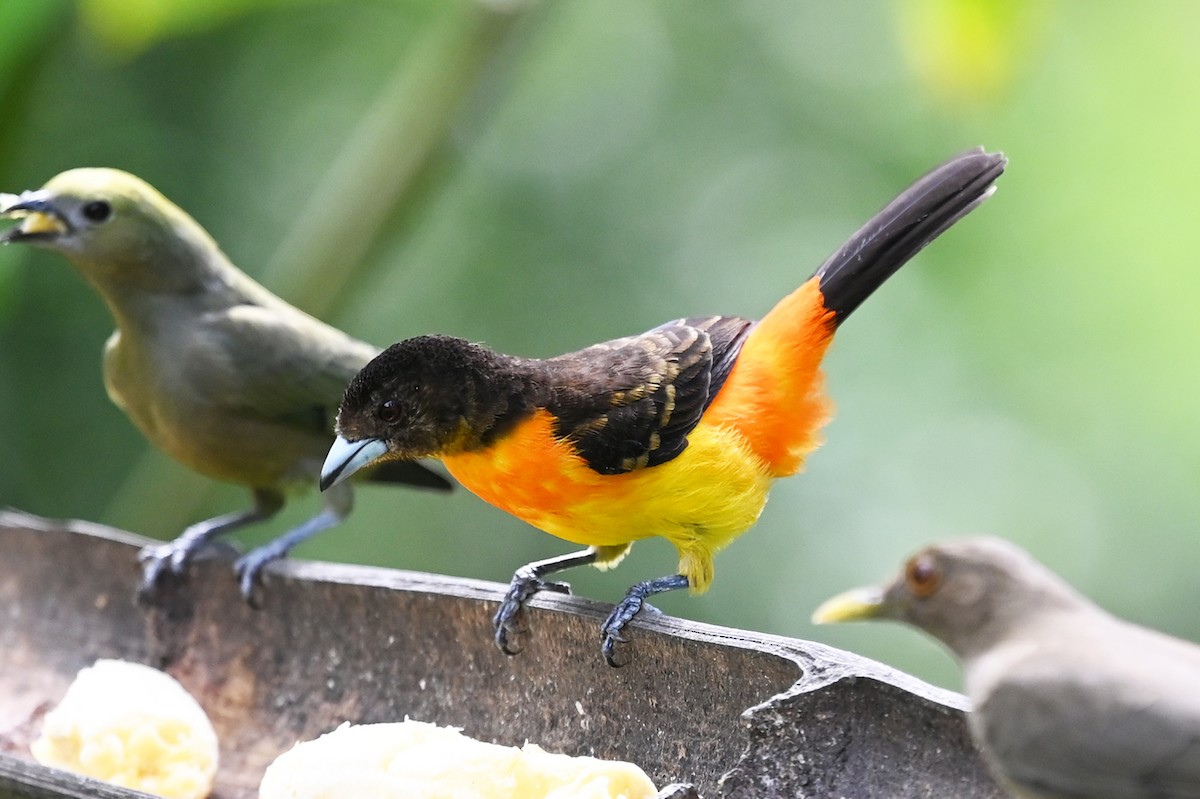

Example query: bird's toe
[601,630,629,668]
[231,555,268,607]
[494,621,523,656]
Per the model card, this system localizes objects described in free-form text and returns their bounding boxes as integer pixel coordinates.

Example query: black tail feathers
[815,148,1006,324]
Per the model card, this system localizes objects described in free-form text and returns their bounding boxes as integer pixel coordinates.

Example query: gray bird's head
[813,536,1091,660]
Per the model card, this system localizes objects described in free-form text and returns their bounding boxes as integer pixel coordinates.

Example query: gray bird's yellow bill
[320,435,388,491]
[811,586,888,624]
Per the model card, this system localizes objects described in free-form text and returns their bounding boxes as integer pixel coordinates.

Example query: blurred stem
[103,0,528,536]
[261,0,524,317]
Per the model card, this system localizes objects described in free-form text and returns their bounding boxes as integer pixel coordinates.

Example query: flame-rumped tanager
[322,149,1006,665]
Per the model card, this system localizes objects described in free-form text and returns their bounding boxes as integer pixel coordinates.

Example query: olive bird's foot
[600,574,690,667]
[137,537,231,596]
[230,506,348,607]
[492,566,573,656]
[232,543,291,606]
[136,491,286,600]
[138,542,188,595]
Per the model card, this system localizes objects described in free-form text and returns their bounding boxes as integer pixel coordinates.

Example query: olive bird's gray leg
[233,479,354,600]
[139,487,285,593]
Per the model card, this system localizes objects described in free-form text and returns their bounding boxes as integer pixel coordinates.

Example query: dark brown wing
[543,315,754,475]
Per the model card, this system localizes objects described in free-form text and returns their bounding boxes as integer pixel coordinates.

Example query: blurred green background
[2,0,1199,692]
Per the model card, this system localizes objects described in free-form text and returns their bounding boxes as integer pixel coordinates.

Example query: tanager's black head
[321,335,530,490]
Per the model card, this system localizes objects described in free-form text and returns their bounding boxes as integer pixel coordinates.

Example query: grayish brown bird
[0,169,452,597]
[814,537,1200,799]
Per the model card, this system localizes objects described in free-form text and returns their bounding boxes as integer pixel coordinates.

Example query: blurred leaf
[893,0,1053,104]
[77,0,327,56]
[0,0,67,78]
[261,0,522,316]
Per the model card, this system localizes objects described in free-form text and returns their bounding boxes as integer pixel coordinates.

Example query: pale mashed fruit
[259,720,658,799]
[31,659,218,799]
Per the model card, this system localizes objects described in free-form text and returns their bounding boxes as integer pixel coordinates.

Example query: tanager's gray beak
[320,435,389,491]
[0,191,69,243]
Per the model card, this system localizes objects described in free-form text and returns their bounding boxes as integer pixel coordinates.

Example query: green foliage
[3,0,1200,691]
[79,0,326,56]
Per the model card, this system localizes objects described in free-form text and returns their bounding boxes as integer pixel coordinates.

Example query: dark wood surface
[0,510,1003,798]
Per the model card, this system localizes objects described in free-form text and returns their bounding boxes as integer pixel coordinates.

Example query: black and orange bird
[321,149,1005,665]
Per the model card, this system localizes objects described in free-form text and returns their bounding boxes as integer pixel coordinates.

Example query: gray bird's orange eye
[905,554,941,597]
[378,399,402,423]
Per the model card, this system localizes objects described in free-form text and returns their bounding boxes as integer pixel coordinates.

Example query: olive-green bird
[0,169,452,597]
[815,537,1200,799]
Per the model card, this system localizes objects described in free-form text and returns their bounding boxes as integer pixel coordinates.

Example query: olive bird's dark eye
[378,399,402,424]
[82,201,112,223]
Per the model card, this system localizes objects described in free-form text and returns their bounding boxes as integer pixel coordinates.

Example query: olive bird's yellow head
[1,168,223,290]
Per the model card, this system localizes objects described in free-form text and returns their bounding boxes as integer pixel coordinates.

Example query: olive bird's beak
[0,191,69,243]
[320,435,389,491]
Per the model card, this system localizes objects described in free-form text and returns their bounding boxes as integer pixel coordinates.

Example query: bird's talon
[601,636,629,668]
[137,559,169,599]
[232,557,266,608]
[137,544,190,595]
[494,622,524,656]
[492,570,555,655]
[491,595,527,630]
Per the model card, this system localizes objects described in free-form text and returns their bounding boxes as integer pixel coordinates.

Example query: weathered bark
[0,510,1003,798]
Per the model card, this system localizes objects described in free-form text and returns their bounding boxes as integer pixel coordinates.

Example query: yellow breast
[440,410,771,591]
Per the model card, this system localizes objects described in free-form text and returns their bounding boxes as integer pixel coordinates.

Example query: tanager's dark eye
[378,399,402,424]
[82,200,112,223]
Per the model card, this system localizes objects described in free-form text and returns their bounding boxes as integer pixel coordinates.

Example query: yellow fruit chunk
[259,720,658,799]
[31,660,218,799]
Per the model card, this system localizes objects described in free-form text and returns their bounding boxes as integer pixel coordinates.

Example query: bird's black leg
[601,574,690,667]
[139,488,285,594]
[232,479,353,601]
[493,548,598,655]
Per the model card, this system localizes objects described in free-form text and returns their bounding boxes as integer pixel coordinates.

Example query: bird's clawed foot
[600,595,643,668]
[137,541,191,596]
[230,503,346,606]
[137,532,242,595]
[232,545,286,607]
[137,494,285,601]
[137,536,234,598]
[492,564,573,655]
[600,573,691,667]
